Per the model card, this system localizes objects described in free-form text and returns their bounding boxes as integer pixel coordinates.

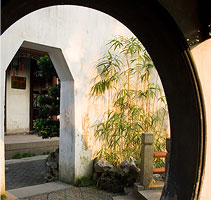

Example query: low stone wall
[5,140,59,160]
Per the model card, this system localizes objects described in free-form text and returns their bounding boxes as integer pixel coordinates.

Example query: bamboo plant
[90,36,168,167]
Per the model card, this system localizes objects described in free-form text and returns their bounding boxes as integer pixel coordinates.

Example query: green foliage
[36,86,60,118]
[37,55,57,82]
[34,118,60,138]
[154,158,165,168]
[1,194,7,200]
[75,177,96,187]
[12,152,36,159]
[91,36,168,167]
[34,56,60,138]
[42,151,50,155]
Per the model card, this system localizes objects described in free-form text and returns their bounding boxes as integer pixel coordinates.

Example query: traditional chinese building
[5,48,57,135]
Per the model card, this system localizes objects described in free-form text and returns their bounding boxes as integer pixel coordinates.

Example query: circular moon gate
[1,1,205,199]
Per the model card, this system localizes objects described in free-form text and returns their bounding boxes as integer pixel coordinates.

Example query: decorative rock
[97,170,124,193]
[45,148,59,182]
[118,157,140,186]
[93,158,115,181]
[124,186,133,195]
[153,174,164,181]
[93,157,140,193]
[94,158,114,173]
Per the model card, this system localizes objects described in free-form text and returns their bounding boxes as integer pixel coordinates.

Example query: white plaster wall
[0,5,137,186]
[0,35,6,194]
[0,5,167,189]
[191,39,211,200]
[6,58,30,134]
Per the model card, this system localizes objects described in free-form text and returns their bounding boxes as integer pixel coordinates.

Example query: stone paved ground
[6,157,120,200]
[5,158,47,190]
[19,186,118,200]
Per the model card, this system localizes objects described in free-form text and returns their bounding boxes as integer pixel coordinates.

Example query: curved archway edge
[1,1,205,199]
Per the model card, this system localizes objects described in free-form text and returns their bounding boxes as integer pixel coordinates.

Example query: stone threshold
[5,155,48,165]
[6,182,73,199]
[113,190,162,200]
[5,135,59,159]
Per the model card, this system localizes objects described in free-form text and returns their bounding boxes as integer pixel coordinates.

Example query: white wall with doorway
[5,57,31,134]
[0,5,168,187]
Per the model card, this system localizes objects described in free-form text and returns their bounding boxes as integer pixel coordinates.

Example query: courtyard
[1,1,211,200]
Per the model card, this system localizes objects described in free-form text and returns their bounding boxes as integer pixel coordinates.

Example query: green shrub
[33,56,60,139]
[34,118,60,138]
[36,55,57,82]
[1,194,7,200]
[42,151,50,155]
[12,153,22,159]
[12,152,36,159]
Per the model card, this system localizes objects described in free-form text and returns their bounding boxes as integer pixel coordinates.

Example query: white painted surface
[59,80,75,182]
[6,58,30,134]
[0,41,6,194]
[191,39,211,200]
[0,6,136,188]
[0,5,167,192]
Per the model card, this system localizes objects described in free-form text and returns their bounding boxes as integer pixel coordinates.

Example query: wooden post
[139,132,154,189]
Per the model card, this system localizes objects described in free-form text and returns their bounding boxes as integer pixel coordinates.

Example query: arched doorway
[1,1,206,199]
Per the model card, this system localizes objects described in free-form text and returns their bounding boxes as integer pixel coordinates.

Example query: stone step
[113,188,162,200]
[136,190,162,200]
[133,182,163,200]
[7,181,73,199]
[134,181,164,191]
[5,135,59,159]
[113,190,162,200]
[149,181,164,190]
[113,194,138,200]
[5,154,48,165]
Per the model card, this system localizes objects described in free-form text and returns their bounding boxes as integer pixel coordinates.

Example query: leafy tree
[34,56,60,138]
[90,36,168,167]
[37,55,57,82]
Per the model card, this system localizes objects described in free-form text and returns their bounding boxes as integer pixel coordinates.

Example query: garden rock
[45,148,59,182]
[93,157,140,193]
[153,173,165,181]
[117,157,140,186]
[94,158,114,173]
[93,158,115,181]
[97,170,124,193]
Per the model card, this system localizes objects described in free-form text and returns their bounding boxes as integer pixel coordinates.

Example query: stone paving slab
[113,190,162,200]
[6,156,47,190]
[6,155,48,165]
[113,195,137,200]
[137,190,162,200]
[7,182,119,200]
[5,191,18,200]
[7,182,72,199]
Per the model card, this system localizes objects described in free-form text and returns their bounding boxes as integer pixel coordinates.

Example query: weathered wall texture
[191,39,211,200]
[6,58,31,134]
[0,5,167,185]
